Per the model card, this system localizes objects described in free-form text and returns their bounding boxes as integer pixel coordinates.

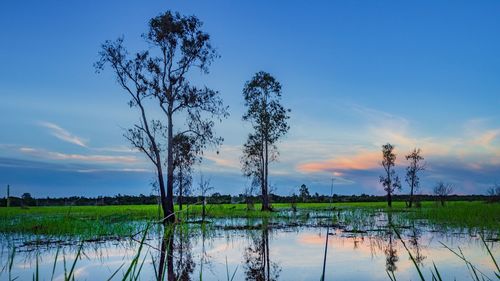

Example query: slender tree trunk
[260,230,266,279]
[179,168,183,211]
[261,93,271,212]
[138,101,170,222]
[166,110,175,223]
[202,195,206,222]
[261,137,270,211]
[264,226,270,281]
[409,178,414,208]
[156,163,169,220]
[386,168,392,208]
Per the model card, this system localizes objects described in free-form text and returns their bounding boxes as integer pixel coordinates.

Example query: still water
[0,211,498,280]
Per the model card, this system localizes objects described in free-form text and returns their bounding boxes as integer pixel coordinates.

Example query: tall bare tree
[97,11,228,223]
[434,181,453,206]
[241,71,290,211]
[198,175,213,222]
[405,148,425,208]
[96,42,169,219]
[487,182,500,202]
[380,143,401,207]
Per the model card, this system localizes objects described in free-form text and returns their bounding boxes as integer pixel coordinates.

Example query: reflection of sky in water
[0,226,498,280]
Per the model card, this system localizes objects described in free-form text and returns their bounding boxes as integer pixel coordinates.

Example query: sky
[0,1,499,197]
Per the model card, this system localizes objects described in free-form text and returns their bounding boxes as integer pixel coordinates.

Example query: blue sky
[0,1,499,197]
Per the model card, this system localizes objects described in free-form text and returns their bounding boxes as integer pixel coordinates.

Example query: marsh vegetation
[0,202,498,280]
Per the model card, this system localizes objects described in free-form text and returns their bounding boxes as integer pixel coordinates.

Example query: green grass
[0,201,498,238]
[406,201,500,231]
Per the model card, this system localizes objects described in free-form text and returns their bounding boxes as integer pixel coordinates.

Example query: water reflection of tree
[157,225,195,281]
[384,212,399,273]
[158,225,175,281]
[199,223,214,280]
[243,220,281,281]
[364,213,425,274]
[174,226,195,280]
[408,221,426,265]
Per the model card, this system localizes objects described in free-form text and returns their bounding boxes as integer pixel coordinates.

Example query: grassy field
[0,201,498,238]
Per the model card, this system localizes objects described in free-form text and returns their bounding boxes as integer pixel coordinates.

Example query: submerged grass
[392,225,500,281]
[0,203,498,281]
[0,201,498,238]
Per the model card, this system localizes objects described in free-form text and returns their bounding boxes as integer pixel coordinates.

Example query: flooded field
[1,207,498,280]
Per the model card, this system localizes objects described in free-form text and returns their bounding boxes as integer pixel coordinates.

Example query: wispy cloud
[91,145,137,153]
[297,150,380,173]
[473,129,500,146]
[39,121,88,147]
[19,147,139,163]
[294,103,500,193]
[76,168,149,173]
[202,145,242,172]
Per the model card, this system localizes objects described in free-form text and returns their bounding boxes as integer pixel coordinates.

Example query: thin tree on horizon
[241,71,290,211]
[380,143,401,207]
[405,148,425,208]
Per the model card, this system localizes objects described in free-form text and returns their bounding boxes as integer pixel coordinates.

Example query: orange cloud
[297,151,380,173]
[472,129,500,146]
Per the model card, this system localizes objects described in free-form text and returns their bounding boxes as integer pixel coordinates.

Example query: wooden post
[6,185,10,207]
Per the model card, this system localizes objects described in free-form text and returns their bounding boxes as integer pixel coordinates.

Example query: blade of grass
[149,253,158,281]
[32,252,39,281]
[8,246,16,281]
[480,235,500,274]
[393,226,426,281]
[106,263,124,281]
[122,224,150,280]
[133,249,149,281]
[50,247,60,281]
[460,247,480,281]
[386,269,397,281]
[65,243,83,281]
[439,242,492,281]
[225,257,238,281]
[63,254,67,281]
[432,262,442,281]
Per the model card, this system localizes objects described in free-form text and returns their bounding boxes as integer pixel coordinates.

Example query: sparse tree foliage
[96,11,228,223]
[380,143,401,207]
[172,134,198,211]
[243,221,281,281]
[241,71,290,211]
[198,175,213,221]
[96,37,169,220]
[299,184,310,202]
[433,181,453,206]
[487,183,500,202]
[244,183,257,210]
[405,148,425,208]
[21,192,35,206]
[384,213,399,273]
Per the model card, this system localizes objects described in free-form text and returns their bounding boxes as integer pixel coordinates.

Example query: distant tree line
[0,192,494,207]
